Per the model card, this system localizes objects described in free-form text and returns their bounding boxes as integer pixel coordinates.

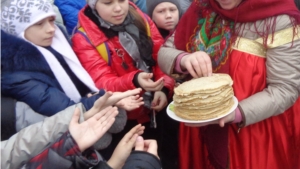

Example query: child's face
[25,16,56,47]
[95,0,129,25]
[152,2,179,31]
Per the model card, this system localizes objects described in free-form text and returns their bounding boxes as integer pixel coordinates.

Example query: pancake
[174,73,233,96]
[172,73,234,120]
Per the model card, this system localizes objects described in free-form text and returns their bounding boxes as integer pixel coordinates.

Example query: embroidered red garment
[174,0,300,169]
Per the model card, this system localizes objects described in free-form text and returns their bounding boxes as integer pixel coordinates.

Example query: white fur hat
[1,0,56,36]
[87,0,98,9]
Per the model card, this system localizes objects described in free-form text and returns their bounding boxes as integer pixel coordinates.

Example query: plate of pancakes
[167,73,238,123]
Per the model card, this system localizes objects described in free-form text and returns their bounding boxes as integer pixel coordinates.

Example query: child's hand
[84,89,142,120]
[107,124,145,169]
[84,92,113,120]
[151,91,168,112]
[106,88,143,107]
[115,95,144,111]
[69,106,118,152]
[138,73,164,92]
[134,136,159,158]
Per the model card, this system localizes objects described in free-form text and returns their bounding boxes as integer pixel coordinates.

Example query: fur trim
[1,30,55,78]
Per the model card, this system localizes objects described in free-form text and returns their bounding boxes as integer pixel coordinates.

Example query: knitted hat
[1,0,56,36]
[87,0,97,9]
[146,0,181,18]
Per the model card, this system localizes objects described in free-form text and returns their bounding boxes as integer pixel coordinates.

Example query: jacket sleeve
[146,14,175,97]
[1,73,77,116]
[80,89,106,111]
[15,101,47,132]
[238,15,300,126]
[72,32,140,91]
[1,104,86,169]
[23,132,101,169]
[123,151,162,169]
[158,32,187,75]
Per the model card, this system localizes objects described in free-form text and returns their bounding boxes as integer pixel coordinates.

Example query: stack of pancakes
[173,74,234,120]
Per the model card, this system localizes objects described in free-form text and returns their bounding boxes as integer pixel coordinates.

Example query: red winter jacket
[72,3,175,123]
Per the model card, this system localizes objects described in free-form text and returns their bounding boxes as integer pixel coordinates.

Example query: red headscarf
[210,0,300,23]
[175,0,300,51]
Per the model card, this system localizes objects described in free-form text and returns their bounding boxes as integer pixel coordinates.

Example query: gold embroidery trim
[256,26,300,48]
[232,26,300,57]
[232,38,267,58]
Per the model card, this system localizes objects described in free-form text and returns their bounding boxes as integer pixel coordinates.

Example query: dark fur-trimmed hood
[1,30,55,78]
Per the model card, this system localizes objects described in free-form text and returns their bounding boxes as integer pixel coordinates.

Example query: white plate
[167,96,238,123]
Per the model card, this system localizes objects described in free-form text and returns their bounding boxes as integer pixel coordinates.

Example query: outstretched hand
[106,88,143,108]
[138,72,164,92]
[107,124,145,169]
[134,136,159,158]
[115,95,144,111]
[151,91,168,112]
[84,88,142,120]
[69,106,118,152]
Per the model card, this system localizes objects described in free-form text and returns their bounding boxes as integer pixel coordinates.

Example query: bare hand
[106,88,143,108]
[84,92,113,120]
[180,51,212,78]
[84,88,142,120]
[151,91,168,112]
[134,136,159,158]
[138,72,164,91]
[69,106,118,152]
[185,110,236,127]
[115,95,144,111]
[107,124,145,169]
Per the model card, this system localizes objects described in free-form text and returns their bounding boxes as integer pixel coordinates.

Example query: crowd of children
[1,0,300,169]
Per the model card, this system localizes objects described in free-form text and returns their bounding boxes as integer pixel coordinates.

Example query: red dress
[178,49,300,169]
[174,1,300,168]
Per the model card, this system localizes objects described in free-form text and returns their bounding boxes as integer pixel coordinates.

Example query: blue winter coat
[1,30,103,116]
[54,0,86,35]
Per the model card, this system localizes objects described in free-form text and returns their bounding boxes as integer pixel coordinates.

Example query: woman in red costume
[158,0,300,168]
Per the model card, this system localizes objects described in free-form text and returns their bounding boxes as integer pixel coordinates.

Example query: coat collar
[77,2,140,46]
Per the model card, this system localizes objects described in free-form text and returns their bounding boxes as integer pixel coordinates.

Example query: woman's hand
[107,124,145,169]
[134,136,159,158]
[185,110,236,127]
[138,72,164,91]
[180,51,212,78]
[115,95,144,111]
[151,91,168,112]
[69,106,118,152]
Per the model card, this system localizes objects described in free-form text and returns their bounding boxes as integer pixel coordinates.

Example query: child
[146,0,181,38]
[2,98,161,169]
[71,0,175,160]
[1,0,143,150]
[1,0,100,115]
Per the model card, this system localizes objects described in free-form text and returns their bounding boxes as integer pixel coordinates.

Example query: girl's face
[152,2,179,31]
[25,16,56,47]
[215,0,243,10]
[95,0,129,25]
